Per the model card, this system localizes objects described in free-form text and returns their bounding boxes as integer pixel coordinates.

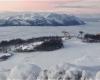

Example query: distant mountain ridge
[0,12,85,26]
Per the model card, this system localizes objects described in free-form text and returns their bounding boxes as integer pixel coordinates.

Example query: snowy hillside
[0,13,100,80]
[0,13,85,26]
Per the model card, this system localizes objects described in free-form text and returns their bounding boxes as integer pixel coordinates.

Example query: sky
[0,0,100,14]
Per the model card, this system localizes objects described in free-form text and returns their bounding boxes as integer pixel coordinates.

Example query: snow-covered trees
[38,63,93,80]
[6,63,100,80]
[7,63,41,80]
[95,71,100,80]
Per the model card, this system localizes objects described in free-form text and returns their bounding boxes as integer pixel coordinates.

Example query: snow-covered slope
[0,14,100,80]
[0,13,85,26]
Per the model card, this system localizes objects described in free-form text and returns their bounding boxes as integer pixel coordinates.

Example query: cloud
[52,0,100,9]
[0,0,99,14]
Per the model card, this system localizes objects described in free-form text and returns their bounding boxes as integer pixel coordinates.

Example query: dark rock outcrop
[83,34,100,42]
[34,39,64,51]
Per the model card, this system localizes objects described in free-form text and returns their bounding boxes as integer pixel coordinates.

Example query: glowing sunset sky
[0,0,100,14]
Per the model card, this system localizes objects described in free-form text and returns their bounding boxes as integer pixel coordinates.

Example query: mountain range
[0,12,85,26]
